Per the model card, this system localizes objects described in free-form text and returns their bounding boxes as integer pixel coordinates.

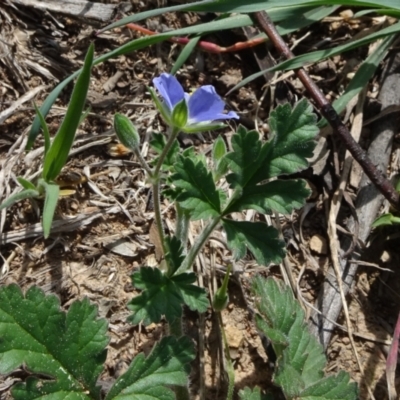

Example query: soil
[0,1,400,399]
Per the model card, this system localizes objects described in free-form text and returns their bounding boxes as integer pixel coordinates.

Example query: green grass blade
[355,9,400,18]
[171,36,201,75]
[40,180,60,238]
[30,6,337,145]
[188,0,400,13]
[17,177,37,191]
[99,0,399,32]
[0,189,40,211]
[319,34,394,126]
[228,20,400,94]
[42,44,94,182]
[33,102,51,156]
[27,73,78,150]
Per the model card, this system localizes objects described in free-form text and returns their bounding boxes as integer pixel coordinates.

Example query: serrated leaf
[299,371,358,400]
[105,336,195,400]
[225,179,310,215]
[274,363,304,398]
[222,220,285,266]
[225,126,264,189]
[165,236,185,277]
[238,386,273,400]
[251,277,358,400]
[171,156,224,220]
[128,267,208,325]
[0,285,108,399]
[251,99,317,183]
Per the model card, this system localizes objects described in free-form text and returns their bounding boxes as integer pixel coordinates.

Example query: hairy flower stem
[133,148,153,177]
[217,312,235,400]
[253,10,400,209]
[177,216,221,274]
[151,127,181,260]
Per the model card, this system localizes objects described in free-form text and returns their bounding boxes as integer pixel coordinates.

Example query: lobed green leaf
[251,277,358,399]
[171,156,225,220]
[0,285,108,399]
[128,267,208,325]
[226,179,310,215]
[253,99,318,181]
[105,336,195,400]
[222,220,285,266]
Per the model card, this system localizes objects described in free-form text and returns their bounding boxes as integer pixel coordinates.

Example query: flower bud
[114,114,140,150]
[212,264,232,311]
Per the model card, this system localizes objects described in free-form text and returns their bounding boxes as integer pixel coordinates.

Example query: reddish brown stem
[126,23,266,54]
[253,11,400,209]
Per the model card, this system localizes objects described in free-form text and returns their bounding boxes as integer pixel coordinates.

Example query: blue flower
[151,73,239,131]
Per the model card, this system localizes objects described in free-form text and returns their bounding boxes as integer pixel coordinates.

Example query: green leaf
[105,336,195,400]
[181,122,226,134]
[238,386,273,400]
[171,156,225,220]
[252,99,317,182]
[372,213,400,228]
[226,179,310,215]
[40,180,60,238]
[165,236,185,277]
[320,33,394,127]
[299,371,358,400]
[222,220,285,266]
[225,126,264,189]
[33,102,51,156]
[171,36,201,75]
[0,284,108,399]
[0,188,40,211]
[42,44,94,181]
[148,86,173,126]
[128,267,208,325]
[17,177,37,191]
[171,98,189,129]
[251,277,358,399]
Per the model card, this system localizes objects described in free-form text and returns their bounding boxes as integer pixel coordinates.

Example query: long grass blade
[42,44,94,181]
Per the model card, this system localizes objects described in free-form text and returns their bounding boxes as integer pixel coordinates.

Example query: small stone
[380,250,391,263]
[310,234,328,255]
[225,325,244,349]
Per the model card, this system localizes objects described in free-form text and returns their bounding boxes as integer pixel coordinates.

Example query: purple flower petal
[188,85,239,123]
[153,73,185,112]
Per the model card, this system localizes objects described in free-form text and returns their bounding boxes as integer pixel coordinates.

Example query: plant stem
[253,10,400,210]
[154,126,180,176]
[151,127,181,259]
[133,147,153,177]
[217,312,235,400]
[177,216,221,274]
